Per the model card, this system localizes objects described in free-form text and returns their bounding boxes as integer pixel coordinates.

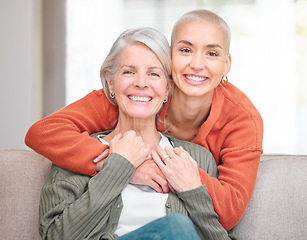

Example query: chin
[180,87,208,97]
[126,110,155,120]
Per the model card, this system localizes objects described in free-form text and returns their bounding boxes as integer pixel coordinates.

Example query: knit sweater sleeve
[25,90,118,176]
[39,153,134,240]
[198,147,262,231]
[177,186,231,240]
[192,84,264,230]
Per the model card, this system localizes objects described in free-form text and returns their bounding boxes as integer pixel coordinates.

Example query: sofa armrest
[233,154,307,239]
[0,149,51,240]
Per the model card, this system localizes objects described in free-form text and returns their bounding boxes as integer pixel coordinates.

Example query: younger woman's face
[171,20,231,99]
[108,42,170,120]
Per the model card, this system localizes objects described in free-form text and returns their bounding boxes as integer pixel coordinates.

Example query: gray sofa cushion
[233,155,307,239]
[0,150,306,239]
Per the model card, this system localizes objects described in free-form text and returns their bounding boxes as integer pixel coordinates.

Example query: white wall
[1,0,306,154]
[42,0,66,116]
[66,0,124,104]
[65,0,307,155]
[0,0,42,150]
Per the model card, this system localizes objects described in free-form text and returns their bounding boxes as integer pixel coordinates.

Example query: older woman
[38,28,230,240]
[26,9,263,230]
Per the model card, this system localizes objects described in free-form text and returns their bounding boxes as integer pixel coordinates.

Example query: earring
[221,75,228,85]
[110,91,115,99]
[163,95,168,103]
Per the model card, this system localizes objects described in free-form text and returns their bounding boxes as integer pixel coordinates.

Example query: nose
[133,73,148,88]
[190,52,204,71]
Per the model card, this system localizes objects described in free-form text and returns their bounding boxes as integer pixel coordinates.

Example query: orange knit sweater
[25,82,263,230]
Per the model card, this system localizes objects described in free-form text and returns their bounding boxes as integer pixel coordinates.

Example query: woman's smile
[128,94,153,103]
[184,74,209,86]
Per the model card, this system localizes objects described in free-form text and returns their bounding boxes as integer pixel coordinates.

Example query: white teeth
[128,96,152,102]
[185,75,207,81]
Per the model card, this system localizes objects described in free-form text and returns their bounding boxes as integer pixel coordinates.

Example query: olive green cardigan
[39,135,230,240]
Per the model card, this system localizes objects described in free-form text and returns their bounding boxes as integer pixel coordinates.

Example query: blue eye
[123,70,133,74]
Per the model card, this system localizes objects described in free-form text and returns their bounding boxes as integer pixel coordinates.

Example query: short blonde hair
[171,9,231,53]
[100,28,172,105]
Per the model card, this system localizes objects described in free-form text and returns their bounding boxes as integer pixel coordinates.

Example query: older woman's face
[109,42,169,120]
[171,20,231,98]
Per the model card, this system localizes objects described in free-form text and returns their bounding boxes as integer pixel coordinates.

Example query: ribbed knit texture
[26,82,263,230]
[39,137,230,239]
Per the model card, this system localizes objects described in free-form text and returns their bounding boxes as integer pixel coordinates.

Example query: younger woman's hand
[109,131,150,168]
[93,148,110,172]
[152,146,202,192]
[131,159,170,193]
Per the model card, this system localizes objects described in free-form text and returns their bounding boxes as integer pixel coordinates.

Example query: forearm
[25,90,118,176]
[199,148,262,230]
[39,154,134,239]
[26,118,105,175]
[177,185,230,240]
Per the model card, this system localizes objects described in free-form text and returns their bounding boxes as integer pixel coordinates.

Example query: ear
[105,72,114,92]
[165,80,174,96]
[223,53,232,75]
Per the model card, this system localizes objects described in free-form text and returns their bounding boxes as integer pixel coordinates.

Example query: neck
[165,87,213,141]
[169,87,213,125]
[105,115,161,150]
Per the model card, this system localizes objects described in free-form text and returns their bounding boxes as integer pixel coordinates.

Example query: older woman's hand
[152,146,202,192]
[93,145,170,193]
[109,130,151,168]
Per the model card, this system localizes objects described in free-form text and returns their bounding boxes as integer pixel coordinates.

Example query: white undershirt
[97,132,173,236]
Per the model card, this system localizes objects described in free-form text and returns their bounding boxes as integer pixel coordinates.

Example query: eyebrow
[177,40,223,49]
[177,40,193,46]
[148,66,163,71]
[121,65,163,71]
[121,64,135,69]
[207,44,222,49]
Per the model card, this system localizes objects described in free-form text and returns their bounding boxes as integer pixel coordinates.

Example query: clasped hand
[94,131,201,193]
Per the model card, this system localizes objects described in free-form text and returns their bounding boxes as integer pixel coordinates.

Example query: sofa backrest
[0,149,306,239]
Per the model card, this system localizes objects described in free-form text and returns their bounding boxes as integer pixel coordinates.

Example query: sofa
[0,149,306,240]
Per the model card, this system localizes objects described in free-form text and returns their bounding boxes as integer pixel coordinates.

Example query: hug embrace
[26,9,263,240]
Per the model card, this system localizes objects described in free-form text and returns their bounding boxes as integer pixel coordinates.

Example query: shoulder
[218,83,261,118]
[44,164,90,191]
[166,135,212,160]
[167,135,207,150]
[81,89,118,126]
[89,89,107,98]
[211,83,263,148]
[80,89,116,109]
[90,130,113,140]
[65,89,115,114]
[165,135,218,176]
[73,89,105,102]
[215,83,263,129]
